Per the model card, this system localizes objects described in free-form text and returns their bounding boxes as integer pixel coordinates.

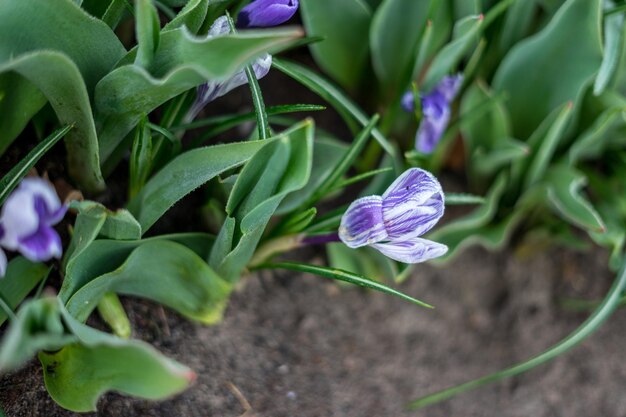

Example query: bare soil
[2,245,625,417]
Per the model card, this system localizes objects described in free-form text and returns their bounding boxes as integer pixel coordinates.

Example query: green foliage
[0,258,49,326]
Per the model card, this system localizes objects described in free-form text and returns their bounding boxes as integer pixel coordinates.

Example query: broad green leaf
[0,298,73,371]
[0,297,194,412]
[0,73,46,155]
[256,261,433,309]
[212,121,314,281]
[277,135,347,214]
[135,0,161,68]
[60,233,215,302]
[408,259,626,409]
[127,140,273,232]
[66,240,231,324]
[0,258,48,326]
[0,0,126,93]
[492,0,603,139]
[273,58,397,158]
[0,125,71,205]
[300,0,372,91]
[370,0,430,96]
[593,1,625,95]
[0,53,105,192]
[96,27,302,164]
[545,165,606,233]
[498,0,538,53]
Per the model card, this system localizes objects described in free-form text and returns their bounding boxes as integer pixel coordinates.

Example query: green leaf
[102,0,130,29]
[0,53,105,192]
[127,140,272,232]
[273,58,397,158]
[163,0,209,32]
[0,296,194,412]
[135,0,161,68]
[327,243,397,284]
[523,102,573,188]
[0,258,49,326]
[429,174,508,259]
[0,125,71,205]
[492,0,603,139]
[594,2,625,95]
[212,121,314,281]
[255,261,433,309]
[305,115,379,206]
[277,135,347,214]
[96,27,303,164]
[129,117,154,199]
[445,193,485,205]
[370,0,430,96]
[544,165,606,233]
[568,107,623,163]
[271,207,318,236]
[65,240,231,325]
[408,258,626,409]
[300,0,372,90]
[60,233,215,302]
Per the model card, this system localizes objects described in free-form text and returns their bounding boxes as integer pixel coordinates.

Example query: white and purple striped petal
[372,237,448,264]
[0,178,66,263]
[237,0,299,28]
[339,196,388,248]
[381,168,444,240]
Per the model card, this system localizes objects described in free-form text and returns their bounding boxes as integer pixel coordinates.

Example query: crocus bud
[185,16,274,121]
[402,75,463,154]
[237,0,299,28]
[0,178,66,268]
[339,168,447,264]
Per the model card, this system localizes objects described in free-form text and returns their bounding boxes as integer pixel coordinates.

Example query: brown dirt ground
[1,245,625,417]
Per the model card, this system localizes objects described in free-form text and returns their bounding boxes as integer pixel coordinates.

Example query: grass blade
[0,125,72,205]
[254,261,434,309]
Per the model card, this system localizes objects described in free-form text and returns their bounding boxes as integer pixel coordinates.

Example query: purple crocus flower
[338,168,447,264]
[186,16,273,121]
[237,0,299,28]
[0,178,66,276]
[402,75,463,154]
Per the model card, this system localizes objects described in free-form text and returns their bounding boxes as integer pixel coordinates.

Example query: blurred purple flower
[402,75,463,154]
[0,178,66,276]
[237,0,299,28]
[339,168,447,264]
[186,16,273,121]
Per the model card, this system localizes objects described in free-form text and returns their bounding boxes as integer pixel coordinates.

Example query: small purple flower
[339,168,447,264]
[0,178,66,276]
[237,0,299,28]
[402,75,463,154]
[186,16,273,121]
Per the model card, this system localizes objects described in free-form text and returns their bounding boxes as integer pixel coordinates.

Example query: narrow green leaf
[96,293,132,339]
[255,262,434,309]
[0,125,71,205]
[130,117,154,199]
[445,193,485,205]
[524,102,573,189]
[568,107,623,163]
[273,58,397,158]
[330,167,393,192]
[594,2,625,95]
[306,115,380,205]
[271,207,317,236]
[135,0,161,68]
[408,258,626,409]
